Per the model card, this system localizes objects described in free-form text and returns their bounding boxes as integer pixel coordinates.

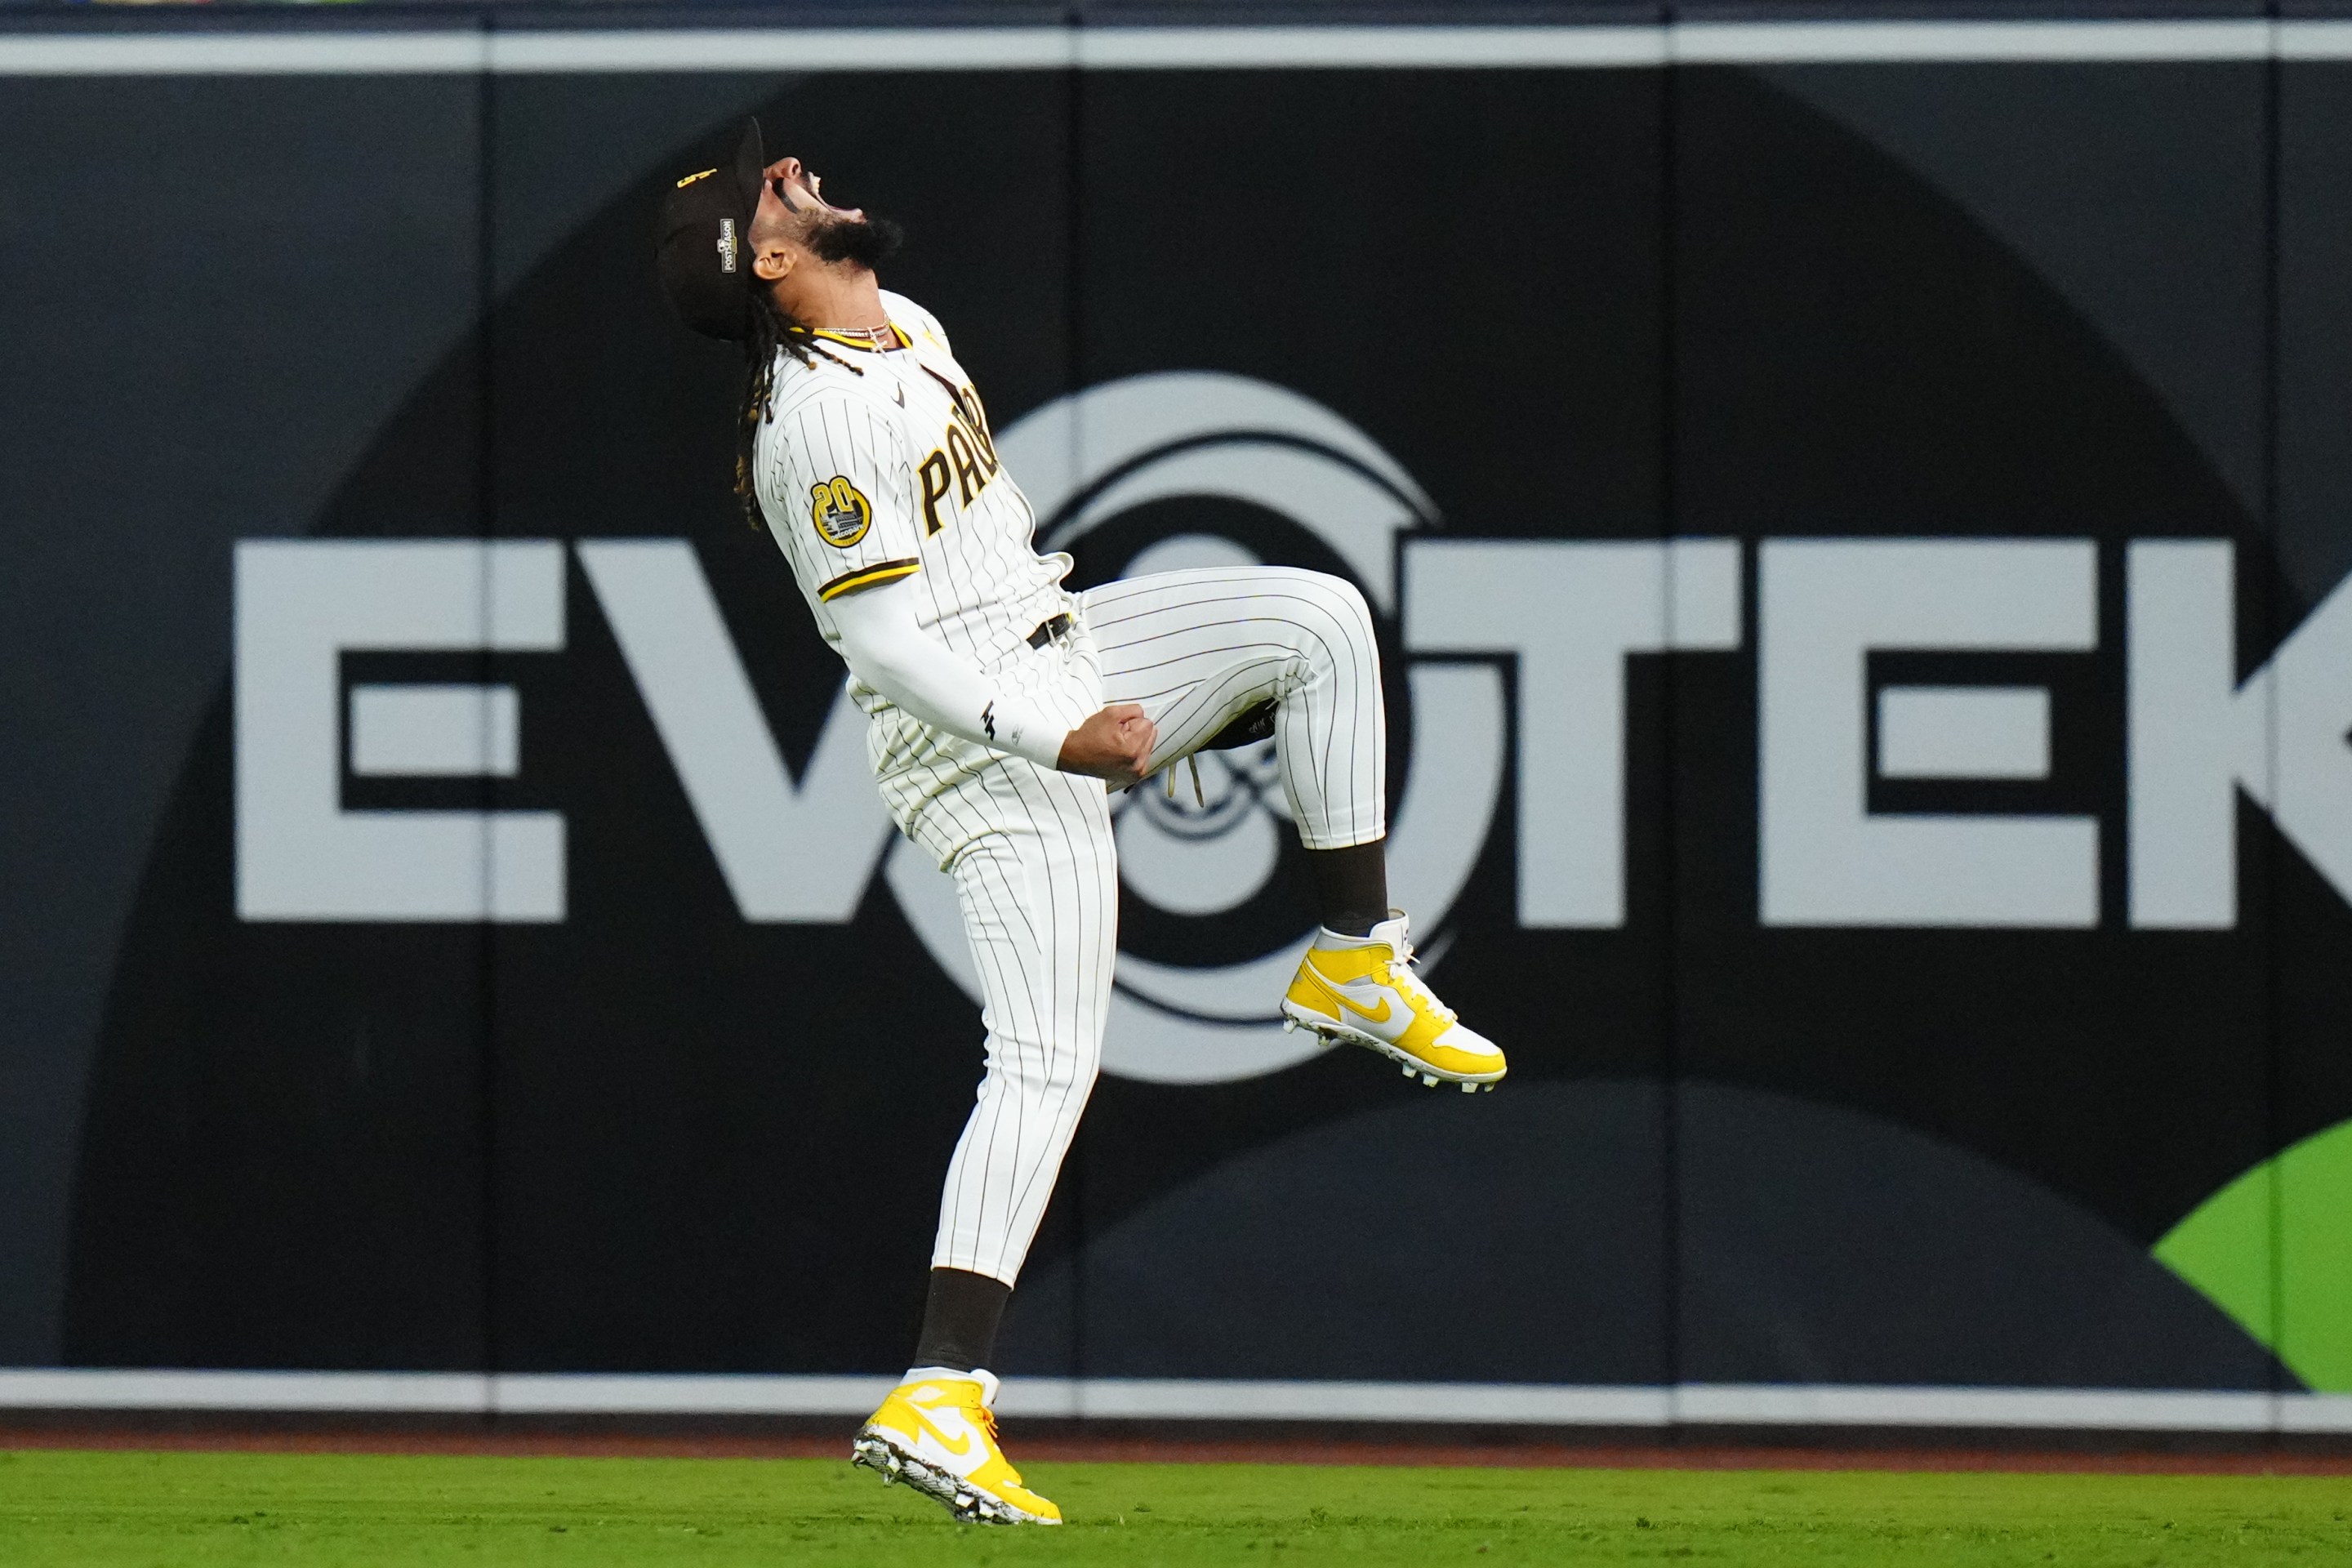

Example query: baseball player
[657,122,1504,1525]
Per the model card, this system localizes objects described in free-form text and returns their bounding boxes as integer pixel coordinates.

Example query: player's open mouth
[774,171,864,222]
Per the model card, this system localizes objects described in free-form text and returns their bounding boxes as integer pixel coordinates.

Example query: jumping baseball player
[657,122,1504,1525]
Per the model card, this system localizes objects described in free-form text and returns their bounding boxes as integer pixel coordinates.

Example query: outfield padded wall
[3,11,2351,1414]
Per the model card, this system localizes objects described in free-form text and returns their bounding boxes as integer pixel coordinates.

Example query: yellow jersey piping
[818,558,920,601]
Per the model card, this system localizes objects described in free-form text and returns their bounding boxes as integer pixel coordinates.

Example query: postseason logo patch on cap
[656,120,767,341]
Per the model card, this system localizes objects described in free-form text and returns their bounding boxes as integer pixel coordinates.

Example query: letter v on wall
[576,540,895,921]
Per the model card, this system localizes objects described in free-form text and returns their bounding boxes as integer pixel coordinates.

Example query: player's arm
[828,581,1154,785]
[765,392,1065,768]
[827,581,1062,767]
[765,389,1151,781]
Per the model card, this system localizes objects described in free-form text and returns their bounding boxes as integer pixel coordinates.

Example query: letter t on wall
[1404,539,1740,927]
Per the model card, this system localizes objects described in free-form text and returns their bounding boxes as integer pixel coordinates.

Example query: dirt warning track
[5,1423,2351,1476]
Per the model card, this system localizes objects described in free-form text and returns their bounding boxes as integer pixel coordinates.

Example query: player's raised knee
[1271,565,1371,621]
[1310,570,1377,644]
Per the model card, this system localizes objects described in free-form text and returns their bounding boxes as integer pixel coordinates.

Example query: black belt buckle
[1026,612,1073,650]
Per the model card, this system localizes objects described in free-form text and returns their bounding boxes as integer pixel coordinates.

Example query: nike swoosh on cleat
[906,1406,975,1457]
[1304,961,1392,1023]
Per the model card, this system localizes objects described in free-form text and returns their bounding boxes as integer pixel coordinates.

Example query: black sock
[911,1267,1012,1374]
[1307,839,1388,938]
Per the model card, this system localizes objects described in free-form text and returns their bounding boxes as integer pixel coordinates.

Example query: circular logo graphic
[886,372,1506,1084]
[809,475,873,547]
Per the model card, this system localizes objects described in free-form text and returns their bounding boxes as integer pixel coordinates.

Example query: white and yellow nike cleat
[850,1368,1062,1526]
[1281,913,1506,1091]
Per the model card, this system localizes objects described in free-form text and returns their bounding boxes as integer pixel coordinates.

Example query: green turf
[1,1447,2347,1565]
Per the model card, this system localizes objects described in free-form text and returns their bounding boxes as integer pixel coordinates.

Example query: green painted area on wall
[2155,1116,2352,1392]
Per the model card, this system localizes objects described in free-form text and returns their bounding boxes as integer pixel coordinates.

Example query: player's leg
[852,760,1114,1525]
[1081,564,1385,853]
[929,773,1116,1285]
[1080,565,1503,1089]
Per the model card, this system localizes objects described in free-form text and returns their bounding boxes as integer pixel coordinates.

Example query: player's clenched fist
[1057,703,1156,789]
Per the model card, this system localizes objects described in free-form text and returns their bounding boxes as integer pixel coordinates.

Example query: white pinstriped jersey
[754,291,1071,673]
[753,292,1079,834]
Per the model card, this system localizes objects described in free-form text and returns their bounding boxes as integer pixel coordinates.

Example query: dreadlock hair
[736,290,807,530]
[735,287,869,530]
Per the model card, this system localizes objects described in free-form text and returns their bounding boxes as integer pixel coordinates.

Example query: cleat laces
[971,1402,1023,1482]
[1374,938,1455,1027]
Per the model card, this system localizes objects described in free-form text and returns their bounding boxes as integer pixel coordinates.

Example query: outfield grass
[1,1447,2347,1565]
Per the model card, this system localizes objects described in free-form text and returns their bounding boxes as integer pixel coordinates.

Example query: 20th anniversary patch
[809,476,873,547]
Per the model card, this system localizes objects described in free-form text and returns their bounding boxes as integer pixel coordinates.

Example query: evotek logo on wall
[234,373,2352,1082]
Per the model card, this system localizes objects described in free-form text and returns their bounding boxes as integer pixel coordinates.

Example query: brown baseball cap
[655,119,768,342]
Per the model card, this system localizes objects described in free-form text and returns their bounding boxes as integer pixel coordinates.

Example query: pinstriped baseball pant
[929,564,1385,1283]
[1085,564,1386,850]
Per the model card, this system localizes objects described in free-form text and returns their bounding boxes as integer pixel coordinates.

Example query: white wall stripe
[1001,1379,1677,1425]
[1073,24,1667,70]
[491,26,1070,74]
[1671,20,2275,65]
[492,1373,892,1416]
[1673,1383,2278,1432]
[2276,1394,2352,1433]
[2277,20,2352,60]
[0,31,488,76]
[0,1370,492,1412]
[7,21,2352,78]
[0,1371,2342,1432]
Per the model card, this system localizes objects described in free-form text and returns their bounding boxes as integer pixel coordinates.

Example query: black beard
[808,212,903,270]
